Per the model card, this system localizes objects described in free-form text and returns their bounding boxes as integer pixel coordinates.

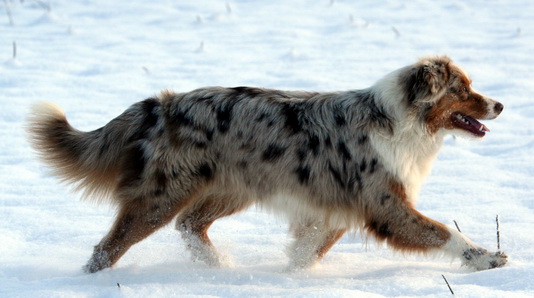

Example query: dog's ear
[422,58,450,94]
[404,56,450,104]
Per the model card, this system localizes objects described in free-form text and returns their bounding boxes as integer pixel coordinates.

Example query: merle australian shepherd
[27,56,507,273]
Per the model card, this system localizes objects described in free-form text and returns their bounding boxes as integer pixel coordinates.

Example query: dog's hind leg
[175,194,252,267]
[287,221,346,271]
[84,196,192,273]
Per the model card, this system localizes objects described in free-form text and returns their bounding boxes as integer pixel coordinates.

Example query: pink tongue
[464,115,490,132]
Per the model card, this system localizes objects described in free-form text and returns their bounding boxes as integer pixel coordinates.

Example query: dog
[27,56,507,273]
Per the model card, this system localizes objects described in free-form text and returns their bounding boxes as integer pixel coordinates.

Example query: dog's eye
[462,87,470,94]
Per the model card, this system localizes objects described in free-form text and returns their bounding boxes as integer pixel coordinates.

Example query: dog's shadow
[81,258,466,289]
[86,260,290,287]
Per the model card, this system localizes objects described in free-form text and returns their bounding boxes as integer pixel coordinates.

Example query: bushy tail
[26,101,151,203]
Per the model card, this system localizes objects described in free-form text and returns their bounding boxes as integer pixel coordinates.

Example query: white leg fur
[286,223,333,271]
[180,231,222,267]
[441,226,507,270]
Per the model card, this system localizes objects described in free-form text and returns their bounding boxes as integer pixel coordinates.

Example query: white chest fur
[369,128,443,204]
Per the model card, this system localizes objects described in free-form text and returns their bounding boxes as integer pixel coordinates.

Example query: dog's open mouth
[451,112,489,137]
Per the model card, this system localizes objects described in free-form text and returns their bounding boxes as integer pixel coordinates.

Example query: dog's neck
[367,74,446,204]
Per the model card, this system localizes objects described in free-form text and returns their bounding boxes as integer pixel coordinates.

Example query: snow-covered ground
[1,0,534,297]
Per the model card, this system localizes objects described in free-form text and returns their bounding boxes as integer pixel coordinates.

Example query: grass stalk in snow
[3,0,14,26]
[392,26,401,38]
[453,220,461,233]
[496,215,501,250]
[442,275,455,296]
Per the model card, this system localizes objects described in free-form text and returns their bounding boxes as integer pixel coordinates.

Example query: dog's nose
[494,102,504,114]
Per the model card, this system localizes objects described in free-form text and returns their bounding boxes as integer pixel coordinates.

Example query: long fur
[27,56,507,273]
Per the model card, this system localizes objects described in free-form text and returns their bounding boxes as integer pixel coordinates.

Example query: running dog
[27,56,507,273]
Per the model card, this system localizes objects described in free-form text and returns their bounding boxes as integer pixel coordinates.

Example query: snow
[1,0,533,297]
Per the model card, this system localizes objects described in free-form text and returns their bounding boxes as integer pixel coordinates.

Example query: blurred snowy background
[1,0,533,297]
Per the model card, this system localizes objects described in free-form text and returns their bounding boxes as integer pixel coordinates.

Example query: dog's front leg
[364,187,508,270]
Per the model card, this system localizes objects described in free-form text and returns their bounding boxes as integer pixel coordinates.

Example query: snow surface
[1,0,534,297]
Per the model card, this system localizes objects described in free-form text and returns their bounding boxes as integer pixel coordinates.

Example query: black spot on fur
[307,134,320,156]
[216,102,234,134]
[170,167,179,179]
[194,142,207,149]
[118,144,146,188]
[328,161,363,191]
[280,102,303,135]
[358,134,368,145]
[359,159,367,172]
[256,113,269,122]
[349,169,363,191]
[262,144,287,162]
[404,66,432,104]
[91,128,111,156]
[369,158,378,174]
[205,129,214,141]
[380,194,391,205]
[140,98,160,129]
[231,86,265,98]
[367,220,393,239]
[171,110,194,127]
[489,260,498,268]
[463,250,474,261]
[156,128,164,138]
[328,164,345,188]
[155,169,167,191]
[332,103,346,126]
[377,222,393,238]
[295,165,311,185]
[352,90,393,131]
[238,160,248,169]
[128,98,160,141]
[337,141,351,161]
[193,163,215,181]
[296,148,307,162]
[367,220,378,236]
[324,136,332,148]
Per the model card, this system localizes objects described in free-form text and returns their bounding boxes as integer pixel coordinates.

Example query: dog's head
[402,56,503,138]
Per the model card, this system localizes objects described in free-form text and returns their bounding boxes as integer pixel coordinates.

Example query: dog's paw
[83,258,111,274]
[83,249,112,273]
[285,254,320,273]
[190,250,223,267]
[462,248,508,270]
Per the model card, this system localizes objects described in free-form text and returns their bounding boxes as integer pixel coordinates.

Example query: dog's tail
[26,99,163,203]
